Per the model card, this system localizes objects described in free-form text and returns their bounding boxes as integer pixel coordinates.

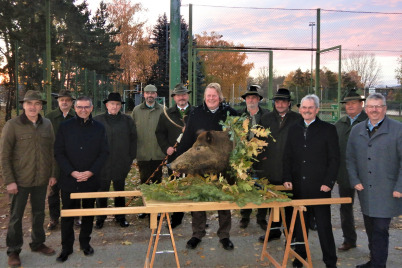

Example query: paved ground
[0,185,401,268]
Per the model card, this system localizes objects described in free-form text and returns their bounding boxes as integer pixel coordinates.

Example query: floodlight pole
[45,0,52,113]
[309,21,315,94]
[170,0,181,107]
[315,9,321,96]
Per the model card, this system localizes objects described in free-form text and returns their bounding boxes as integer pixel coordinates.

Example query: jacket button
[368,171,371,174]
[304,145,307,148]
[303,160,306,163]
[368,144,372,147]
[368,157,371,160]
[302,176,306,180]
[80,147,83,149]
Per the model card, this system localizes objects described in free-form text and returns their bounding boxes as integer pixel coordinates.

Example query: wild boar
[170,130,233,175]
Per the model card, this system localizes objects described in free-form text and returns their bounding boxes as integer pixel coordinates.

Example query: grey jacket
[346,116,402,218]
[131,102,165,161]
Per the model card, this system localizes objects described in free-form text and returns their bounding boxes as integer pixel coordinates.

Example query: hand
[393,191,402,198]
[48,177,57,187]
[283,182,292,189]
[354,183,364,191]
[6,182,18,194]
[71,171,93,182]
[167,147,175,156]
[320,185,331,192]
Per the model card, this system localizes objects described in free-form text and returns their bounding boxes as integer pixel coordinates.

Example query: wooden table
[61,191,351,268]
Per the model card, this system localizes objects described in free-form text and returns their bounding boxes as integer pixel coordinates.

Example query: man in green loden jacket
[45,89,77,230]
[0,90,57,267]
[131,85,165,218]
[334,89,367,251]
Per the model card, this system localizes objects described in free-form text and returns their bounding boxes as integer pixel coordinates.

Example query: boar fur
[171,130,233,176]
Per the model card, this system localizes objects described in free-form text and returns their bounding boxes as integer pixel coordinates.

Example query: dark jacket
[258,109,302,184]
[347,116,402,218]
[54,115,109,193]
[177,102,238,155]
[155,104,194,162]
[240,106,269,129]
[94,112,137,181]
[0,113,56,187]
[283,117,340,199]
[334,111,368,188]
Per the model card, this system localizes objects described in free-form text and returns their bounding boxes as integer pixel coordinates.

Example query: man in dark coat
[257,88,302,242]
[45,89,77,230]
[94,93,137,229]
[283,94,339,268]
[347,93,402,268]
[238,85,269,230]
[54,96,109,262]
[334,89,367,251]
[155,83,194,228]
[176,83,238,251]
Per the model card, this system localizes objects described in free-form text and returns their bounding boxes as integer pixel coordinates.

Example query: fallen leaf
[185,260,192,265]
[121,240,132,245]
[395,246,402,250]
[97,261,103,264]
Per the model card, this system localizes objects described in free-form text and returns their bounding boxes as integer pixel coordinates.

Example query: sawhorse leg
[282,206,312,267]
[144,213,180,268]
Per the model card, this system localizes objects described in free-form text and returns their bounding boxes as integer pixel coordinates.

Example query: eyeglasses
[366,105,385,110]
[75,106,92,110]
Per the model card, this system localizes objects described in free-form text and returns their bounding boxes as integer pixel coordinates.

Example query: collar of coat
[140,101,161,110]
[201,102,229,113]
[359,116,390,138]
[75,113,94,126]
[339,110,368,124]
[20,112,43,125]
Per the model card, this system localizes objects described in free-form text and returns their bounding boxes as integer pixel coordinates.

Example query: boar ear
[206,131,214,144]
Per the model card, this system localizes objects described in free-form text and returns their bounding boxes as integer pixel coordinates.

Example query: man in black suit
[283,94,339,268]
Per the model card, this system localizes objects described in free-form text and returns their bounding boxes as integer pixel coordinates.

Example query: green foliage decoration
[140,115,291,206]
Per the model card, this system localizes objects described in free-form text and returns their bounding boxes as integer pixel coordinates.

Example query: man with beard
[283,94,339,268]
[45,89,79,230]
[257,88,302,242]
[155,83,194,228]
[238,85,269,230]
[1,90,57,266]
[131,85,165,218]
[94,93,137,229]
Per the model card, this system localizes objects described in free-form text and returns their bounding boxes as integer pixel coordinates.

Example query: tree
[108,0,157,91]
[395,55,402,85]
[342,52,382,88]
[252,67,285,100]
[195,31,254,101]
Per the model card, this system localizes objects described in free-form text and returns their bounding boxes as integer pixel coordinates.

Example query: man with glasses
[54,96,109,262]
[347,93,402,268]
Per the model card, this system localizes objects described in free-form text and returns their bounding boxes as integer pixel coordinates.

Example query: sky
[86,0,402,86]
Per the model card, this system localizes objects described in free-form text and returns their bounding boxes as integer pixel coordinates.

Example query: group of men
[1,81,401,268]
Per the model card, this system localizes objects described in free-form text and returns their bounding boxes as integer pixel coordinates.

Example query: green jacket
[45,107,75,134]
[334,111,368,187]
[131,102,165,161]
[0,113,56,187]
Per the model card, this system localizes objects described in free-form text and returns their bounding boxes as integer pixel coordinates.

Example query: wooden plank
[61,197,351,217]
[70,190,142,199]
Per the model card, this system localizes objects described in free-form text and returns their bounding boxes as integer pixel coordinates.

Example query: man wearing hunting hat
[238,85,270,230]
[335,89,367,251]
[46,89,77,230]
[94,92,137,229]
[258,88,302,243]
[155,83,194,228]
[131,85,165,218]
[1,90,57,266]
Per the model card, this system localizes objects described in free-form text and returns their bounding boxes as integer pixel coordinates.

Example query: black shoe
[169,219,182,229]
[56,249,73,263]
[292,258,304,268]
[186,237,201,249]
[138,213,148,219]
[117,218,130,227]
[81,245,94,256]
[356,261,371,268]
[257,219,268,231]
[239,218,250,228]
[258,234,281,243]
[74,217,82,226]
[95,219,104,229]
[220,238,234,250]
